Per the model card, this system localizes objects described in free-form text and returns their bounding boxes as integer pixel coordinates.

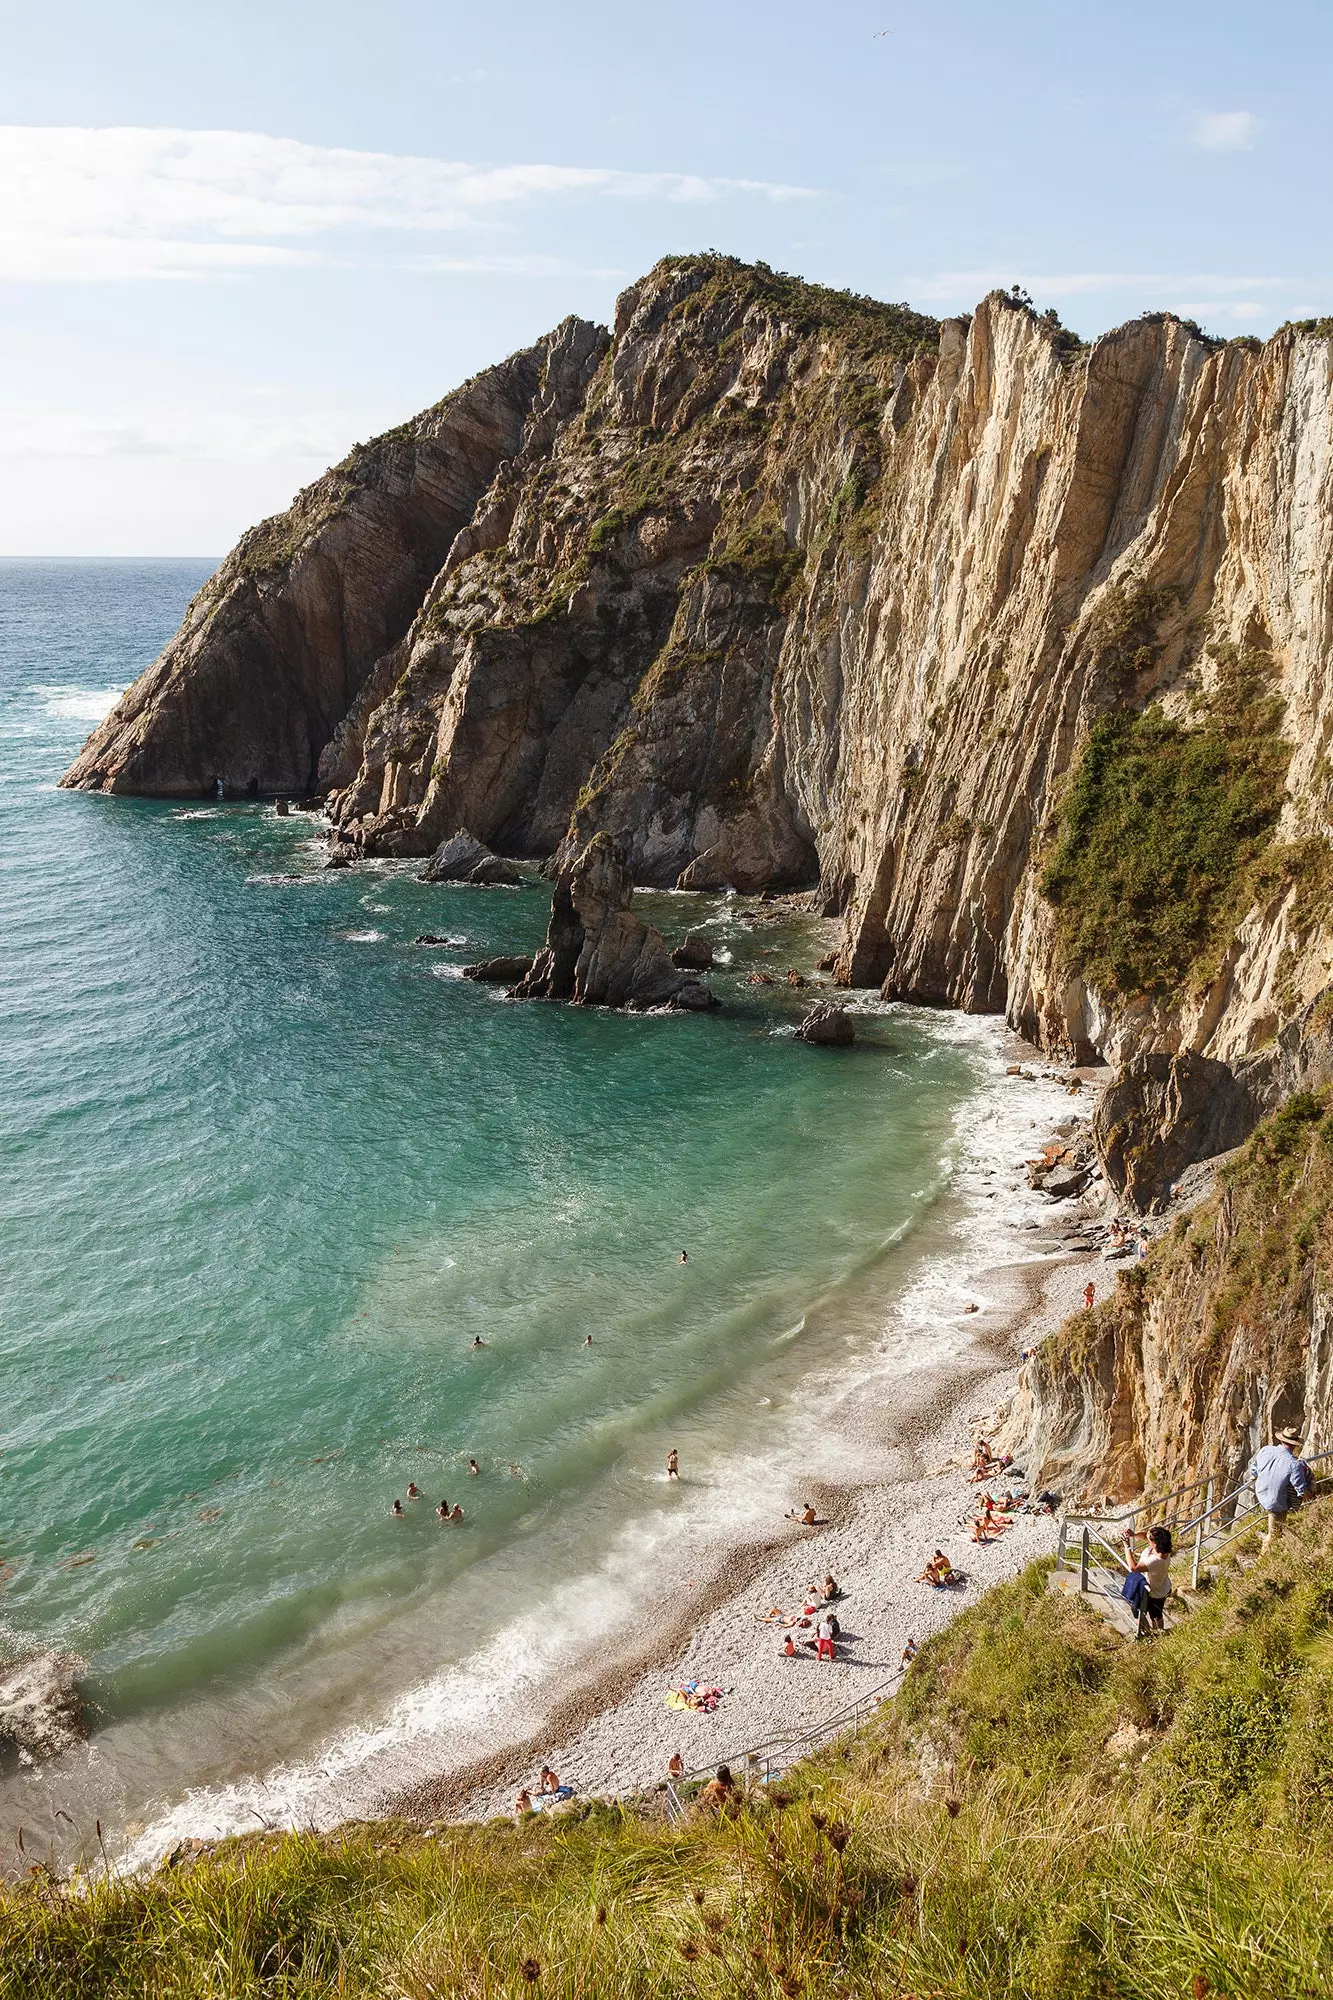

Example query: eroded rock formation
[62,256,1333,1184]
[513,833,714,1010]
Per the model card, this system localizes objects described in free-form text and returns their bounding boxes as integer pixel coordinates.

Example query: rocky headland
[62,253,1333,1504]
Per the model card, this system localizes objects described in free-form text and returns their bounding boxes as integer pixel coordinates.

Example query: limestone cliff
[62,257,1333,1099]
[62,318,606,796]
[1008,1085,1333,1507]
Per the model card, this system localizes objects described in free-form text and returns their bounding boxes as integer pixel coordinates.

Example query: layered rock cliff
[62,256,1333,1128]
[1008,1083,1333,1506]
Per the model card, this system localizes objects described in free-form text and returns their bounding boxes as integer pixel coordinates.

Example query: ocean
[0,560,1047,1860]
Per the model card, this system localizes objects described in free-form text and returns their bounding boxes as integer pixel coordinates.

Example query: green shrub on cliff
[1042,645,1290,999]
[7,1509,1333,1998]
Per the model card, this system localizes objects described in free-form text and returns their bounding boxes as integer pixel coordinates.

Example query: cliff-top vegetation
[6,1496,1333,1999]
[1042,640,1291,999]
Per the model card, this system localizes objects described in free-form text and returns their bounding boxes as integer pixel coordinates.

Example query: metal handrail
[1059,1448,1333,1543]
[1055,1449,1333,1604]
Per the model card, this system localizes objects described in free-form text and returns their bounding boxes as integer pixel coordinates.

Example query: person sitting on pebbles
[916,1550,954,1586]
[786,1502,817,1526]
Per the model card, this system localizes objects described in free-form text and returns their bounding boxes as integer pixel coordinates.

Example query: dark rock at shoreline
[420,831,522,887]
[671,932,714,971]
[0,1651,88,1763]
[324,846,354,869]
[464,955,535,983]
[515,834,716,1010]
[795,1003,855,1046]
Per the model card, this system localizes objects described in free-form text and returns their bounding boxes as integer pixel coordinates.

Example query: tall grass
[8,1508,1333,1997]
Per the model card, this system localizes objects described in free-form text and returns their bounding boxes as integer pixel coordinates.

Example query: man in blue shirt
[1248,1430,1313,1546]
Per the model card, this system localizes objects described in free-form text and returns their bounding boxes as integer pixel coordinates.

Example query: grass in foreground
[7,1505,1333,1999]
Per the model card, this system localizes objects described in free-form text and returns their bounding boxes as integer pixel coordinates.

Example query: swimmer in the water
[471,1335,486,1349]
[391,1499,404,1517]
[679,1251,688,1263]
[468,1457,479,1476]
[666,1449,679,1480]
[449,1503,463,1521]
[436,1500,449,1520]
[406,1481,422,1499]
[583,1333,593,1346]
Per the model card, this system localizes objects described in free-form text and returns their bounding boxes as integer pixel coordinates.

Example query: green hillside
[6,1500,1333,1998]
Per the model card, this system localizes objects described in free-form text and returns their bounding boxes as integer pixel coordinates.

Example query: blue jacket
[1248,1443,1313,1515]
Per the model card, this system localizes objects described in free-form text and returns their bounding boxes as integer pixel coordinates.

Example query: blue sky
[0,0,1327,554]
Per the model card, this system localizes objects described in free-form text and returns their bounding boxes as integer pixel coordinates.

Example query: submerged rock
[464,954,535,983]
[0,1651,88,1763]
[420,831,521,887]
[514,835,716,1010]
[671,932,714,972]
[795,1003,855,1046]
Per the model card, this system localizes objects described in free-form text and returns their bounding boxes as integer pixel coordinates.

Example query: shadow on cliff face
[1012,1085,1333,1503]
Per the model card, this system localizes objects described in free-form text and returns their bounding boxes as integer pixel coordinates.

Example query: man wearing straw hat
[1248,1429,1313,1547]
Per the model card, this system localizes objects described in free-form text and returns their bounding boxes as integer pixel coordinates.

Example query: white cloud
[0,127,817,282]
[0,404,353,462]
[1189,110,1261,152]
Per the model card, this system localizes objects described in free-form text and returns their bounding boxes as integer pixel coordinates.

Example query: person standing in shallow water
[666,1449,679,1480]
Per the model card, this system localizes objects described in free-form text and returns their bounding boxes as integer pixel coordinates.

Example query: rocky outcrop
[61,256,1333,1176]
[795,1002,855,1046]
[61,319,607,797]
[671,932,714,971]
[513,834,715,1010]
[1093,1051,1256,1211]
[419,831,521,886]
[463,954,534,983]
[0,1651,88,1762]
[1006,1088,1333,1505]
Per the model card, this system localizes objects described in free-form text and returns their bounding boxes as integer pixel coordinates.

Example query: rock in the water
[671,980,719,1011]
[464,955,535,983]
[671,932,714,971]
[0,1651,88,1763]
[415,934,467,946]
[420,831,521,886]
[468,854,522,886]
[515,834,716,1010]
[324,847,354,869]
[795,1003,855,1046]
[420,831,489,880]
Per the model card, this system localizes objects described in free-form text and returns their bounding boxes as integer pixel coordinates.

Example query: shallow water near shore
[0,562,1061,1862]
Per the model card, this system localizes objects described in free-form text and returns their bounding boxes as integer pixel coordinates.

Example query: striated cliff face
[62,318,606,797]
[63,256,1333,1091]
[1008,1086,1333,1506]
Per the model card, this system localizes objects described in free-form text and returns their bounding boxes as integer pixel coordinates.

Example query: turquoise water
[0,561,996,1847]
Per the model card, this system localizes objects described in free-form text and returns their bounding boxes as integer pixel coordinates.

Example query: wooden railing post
[1192,1479,1213,1589]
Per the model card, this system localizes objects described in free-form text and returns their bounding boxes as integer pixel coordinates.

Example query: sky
[0,0,1328,555]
